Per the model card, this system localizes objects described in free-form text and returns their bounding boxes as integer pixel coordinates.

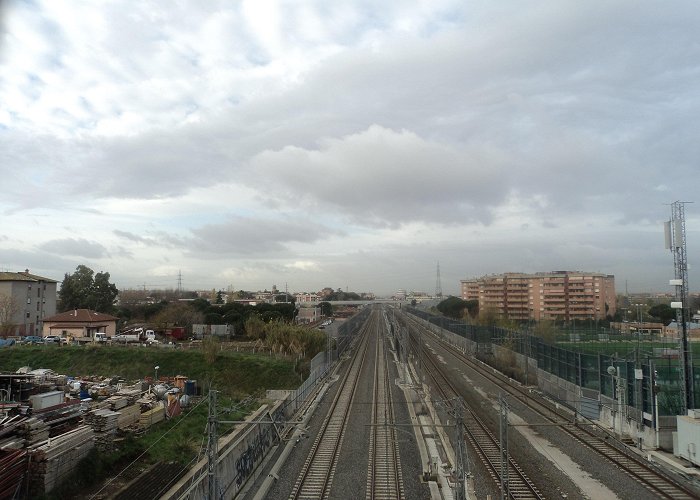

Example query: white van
[94,332,107,342]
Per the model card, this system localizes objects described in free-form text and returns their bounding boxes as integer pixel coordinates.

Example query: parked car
[0,338,15,348]
[44,335,61,344]
[22,336,44,344]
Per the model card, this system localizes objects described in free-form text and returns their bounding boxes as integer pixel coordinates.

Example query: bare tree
[0,293,20,337]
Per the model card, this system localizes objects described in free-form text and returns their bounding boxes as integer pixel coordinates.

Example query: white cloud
[1,1,699,295]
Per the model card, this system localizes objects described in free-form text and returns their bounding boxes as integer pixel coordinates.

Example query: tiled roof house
[42,309,119,341]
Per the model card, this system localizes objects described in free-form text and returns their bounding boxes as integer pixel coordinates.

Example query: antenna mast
[435,262,443,298]
[665,201,694,412]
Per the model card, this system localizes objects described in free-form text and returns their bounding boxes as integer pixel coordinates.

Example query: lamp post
[632,303,644,339]
[154,365,160,382]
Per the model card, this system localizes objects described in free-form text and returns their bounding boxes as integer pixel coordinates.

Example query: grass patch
[0,344,300,397]
[0,345,289,499]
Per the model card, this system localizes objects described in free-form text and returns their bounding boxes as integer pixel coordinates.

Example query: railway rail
[401,310,700,500]
[288,310,374,499]
[409,316,545,499]
[366,321,404,499]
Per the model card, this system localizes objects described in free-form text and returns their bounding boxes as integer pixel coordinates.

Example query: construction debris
[0,367,199,496]
[85,409,119,451]
[27,425,95,497]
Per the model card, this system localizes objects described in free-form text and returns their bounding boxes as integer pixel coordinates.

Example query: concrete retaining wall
[164,401,285,500]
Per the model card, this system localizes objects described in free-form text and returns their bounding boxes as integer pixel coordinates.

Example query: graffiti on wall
[233,410,283,489]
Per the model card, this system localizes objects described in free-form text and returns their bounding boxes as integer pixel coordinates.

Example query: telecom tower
[435,262,443,298]
[665,201,694,412]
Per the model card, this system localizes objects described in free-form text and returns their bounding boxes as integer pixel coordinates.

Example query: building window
[36,302,40,311]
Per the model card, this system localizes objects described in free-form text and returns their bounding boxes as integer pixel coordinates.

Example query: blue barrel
[184,380,196,396]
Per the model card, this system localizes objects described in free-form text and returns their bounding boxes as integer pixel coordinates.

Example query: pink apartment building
[460,271,616,322]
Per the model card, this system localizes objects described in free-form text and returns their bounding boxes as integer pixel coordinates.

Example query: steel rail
[403,311,700,500]
[410,322,544,499]
[288,309,376,500]
[367,321,404,499]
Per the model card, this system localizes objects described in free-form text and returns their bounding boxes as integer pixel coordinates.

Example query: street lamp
[154,365,160,382]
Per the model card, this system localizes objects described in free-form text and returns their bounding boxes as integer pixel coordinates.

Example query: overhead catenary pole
[499,393,509,500]
[454,397,468,500]
[207,389,219,500]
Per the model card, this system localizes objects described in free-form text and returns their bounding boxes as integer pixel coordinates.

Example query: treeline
[117,299,297,338]
[434,296,679,329]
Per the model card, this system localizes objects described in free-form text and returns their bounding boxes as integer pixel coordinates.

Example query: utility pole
[665,201,694,412]
[435,262,443,298]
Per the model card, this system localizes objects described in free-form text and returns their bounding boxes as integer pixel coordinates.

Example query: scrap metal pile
[0,367,197,497]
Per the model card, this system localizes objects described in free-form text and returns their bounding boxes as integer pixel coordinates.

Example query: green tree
[92,271,119,313]
[58,265,118,313]
[191,298,211,313]
[318,302,333,317]
[464,299,479,319]
[150,302,204,334]
[648,303,676,325]
[437,296,471,319]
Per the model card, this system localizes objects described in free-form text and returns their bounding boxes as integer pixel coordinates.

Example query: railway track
[366,321,404,499]
[288,311,374,499]
[411,318,545,499]
[402,310,700,500]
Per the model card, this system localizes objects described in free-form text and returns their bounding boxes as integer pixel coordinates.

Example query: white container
[29,390,65,410]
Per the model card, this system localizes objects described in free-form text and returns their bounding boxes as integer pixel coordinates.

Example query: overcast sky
[1,1,699,296]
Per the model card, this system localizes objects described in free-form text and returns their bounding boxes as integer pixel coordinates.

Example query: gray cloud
[188,215,338,256]
[0,248,73,281]
[113,230,148,243]
[39,238,108,259]
[248,125,507,227]
[1,1,699,295]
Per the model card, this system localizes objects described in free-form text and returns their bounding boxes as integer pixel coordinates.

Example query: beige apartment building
[0,270,58,336]
[460,271,616,322]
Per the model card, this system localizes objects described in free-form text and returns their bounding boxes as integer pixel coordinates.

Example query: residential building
[665,321,700,340]
[296,306,322,324]
[610,321,666,336]
[295,292,321,303]
[0,270,58,336]
[460,271,616,322]
[42,309,119,341]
